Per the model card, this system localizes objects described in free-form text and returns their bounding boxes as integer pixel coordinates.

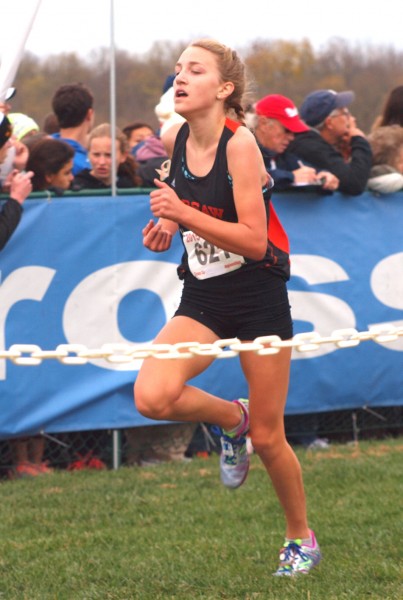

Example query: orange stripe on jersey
[268,204,290,254]
[225,117,242,132]
[225,117,290,255]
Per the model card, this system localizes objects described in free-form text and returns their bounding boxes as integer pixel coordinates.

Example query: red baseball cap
[255,94,309,133]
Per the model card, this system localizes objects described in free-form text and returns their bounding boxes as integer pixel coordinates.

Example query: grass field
[0,438,402,599]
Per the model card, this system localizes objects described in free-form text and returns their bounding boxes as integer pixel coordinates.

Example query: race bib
[182,230,245,280]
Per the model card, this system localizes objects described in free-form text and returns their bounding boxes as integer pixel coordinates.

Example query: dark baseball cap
[300,89,355,127]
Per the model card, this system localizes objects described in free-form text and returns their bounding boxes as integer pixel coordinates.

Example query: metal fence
[1,406,402,480]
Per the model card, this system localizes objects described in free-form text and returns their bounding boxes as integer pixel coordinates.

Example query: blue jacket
[257,142,301,191]
[52,133,91,176]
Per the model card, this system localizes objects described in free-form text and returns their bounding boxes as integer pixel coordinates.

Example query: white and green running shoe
[273,530,322,576]
[219,398,250,489]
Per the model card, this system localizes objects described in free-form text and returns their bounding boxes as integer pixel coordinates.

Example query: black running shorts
[174,267,293,341]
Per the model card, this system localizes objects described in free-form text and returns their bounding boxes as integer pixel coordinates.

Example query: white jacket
[367,165,403,194]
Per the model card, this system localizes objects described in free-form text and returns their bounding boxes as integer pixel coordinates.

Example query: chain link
[1,325,402,366]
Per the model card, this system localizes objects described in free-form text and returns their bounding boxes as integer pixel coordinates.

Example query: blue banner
[0,191,402,437]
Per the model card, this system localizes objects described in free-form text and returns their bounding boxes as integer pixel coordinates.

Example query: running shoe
[9,462,41,479]
[220,398,250,489]
[36,462,54,474]
[273,530,322,576]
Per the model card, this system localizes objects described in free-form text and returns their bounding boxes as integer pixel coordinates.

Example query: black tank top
[167,117,290,281]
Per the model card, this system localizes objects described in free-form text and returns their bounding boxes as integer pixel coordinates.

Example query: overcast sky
[2,0,403,61]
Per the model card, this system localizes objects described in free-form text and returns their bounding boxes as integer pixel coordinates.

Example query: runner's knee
[250,427,286,461]
[134,379,183,420]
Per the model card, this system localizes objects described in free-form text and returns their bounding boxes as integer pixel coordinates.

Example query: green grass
[0,438,402,599]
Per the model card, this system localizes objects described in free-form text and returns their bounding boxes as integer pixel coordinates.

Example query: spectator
[0,112,50,478]
[288,89,373,195]
[0,112,33,251]
[0,91,30,188]
[22,132,48,153]
[72,123,142,190]
[1,113,57,476]
[155,77,185,137]
[8,112,39,142]
[0,87,16,116]
[26,138,74,194]
[8,436,53,479]
[122,121,154,154]
[51,83,94,175]
[250,94,338,192]
[135,134,169,187]
[367,125,403,193]
[371,85,403,131]
[43,112,60,135]
[2,132,50,192]
[126,74,186,187]
[0,138,30,191]
[2,113,40,188]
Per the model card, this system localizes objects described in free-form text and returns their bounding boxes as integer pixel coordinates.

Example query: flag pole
[0,0,43,101]
[109,0,117,197]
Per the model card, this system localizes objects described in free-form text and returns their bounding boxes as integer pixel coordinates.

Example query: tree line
[11,36,403,134]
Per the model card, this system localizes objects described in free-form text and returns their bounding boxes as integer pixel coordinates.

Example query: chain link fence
[1,406,402,480]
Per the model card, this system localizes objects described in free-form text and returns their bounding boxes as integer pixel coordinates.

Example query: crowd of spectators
[2,81,403,205]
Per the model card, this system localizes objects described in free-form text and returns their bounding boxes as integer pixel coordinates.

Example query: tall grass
[0,438,402,599]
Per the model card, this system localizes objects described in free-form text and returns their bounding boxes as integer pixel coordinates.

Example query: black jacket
[71,169,137,191]
[0,197,23,251]
[257,141,333,195]
[258,142,298,190]
[288,130,372,196]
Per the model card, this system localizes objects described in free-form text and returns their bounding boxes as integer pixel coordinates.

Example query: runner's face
[173,46,224,117]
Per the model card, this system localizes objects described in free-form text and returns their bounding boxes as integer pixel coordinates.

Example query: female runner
[134,39,321,576]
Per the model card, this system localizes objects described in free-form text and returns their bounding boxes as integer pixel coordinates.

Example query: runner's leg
[135,316,243,431]
[240,347,310,539]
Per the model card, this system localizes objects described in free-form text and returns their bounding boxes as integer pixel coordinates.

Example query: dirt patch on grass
[306,442,403,461]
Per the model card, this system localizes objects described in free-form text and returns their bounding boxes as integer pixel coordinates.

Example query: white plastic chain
[1,324,402,366]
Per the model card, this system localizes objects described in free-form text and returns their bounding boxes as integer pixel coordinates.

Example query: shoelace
[221,435,246,464]
[280,542,308,566]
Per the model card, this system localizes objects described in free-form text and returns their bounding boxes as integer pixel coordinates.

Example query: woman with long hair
[134,39,321,576]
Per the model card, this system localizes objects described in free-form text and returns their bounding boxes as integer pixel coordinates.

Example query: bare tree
[11,38,403,135]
